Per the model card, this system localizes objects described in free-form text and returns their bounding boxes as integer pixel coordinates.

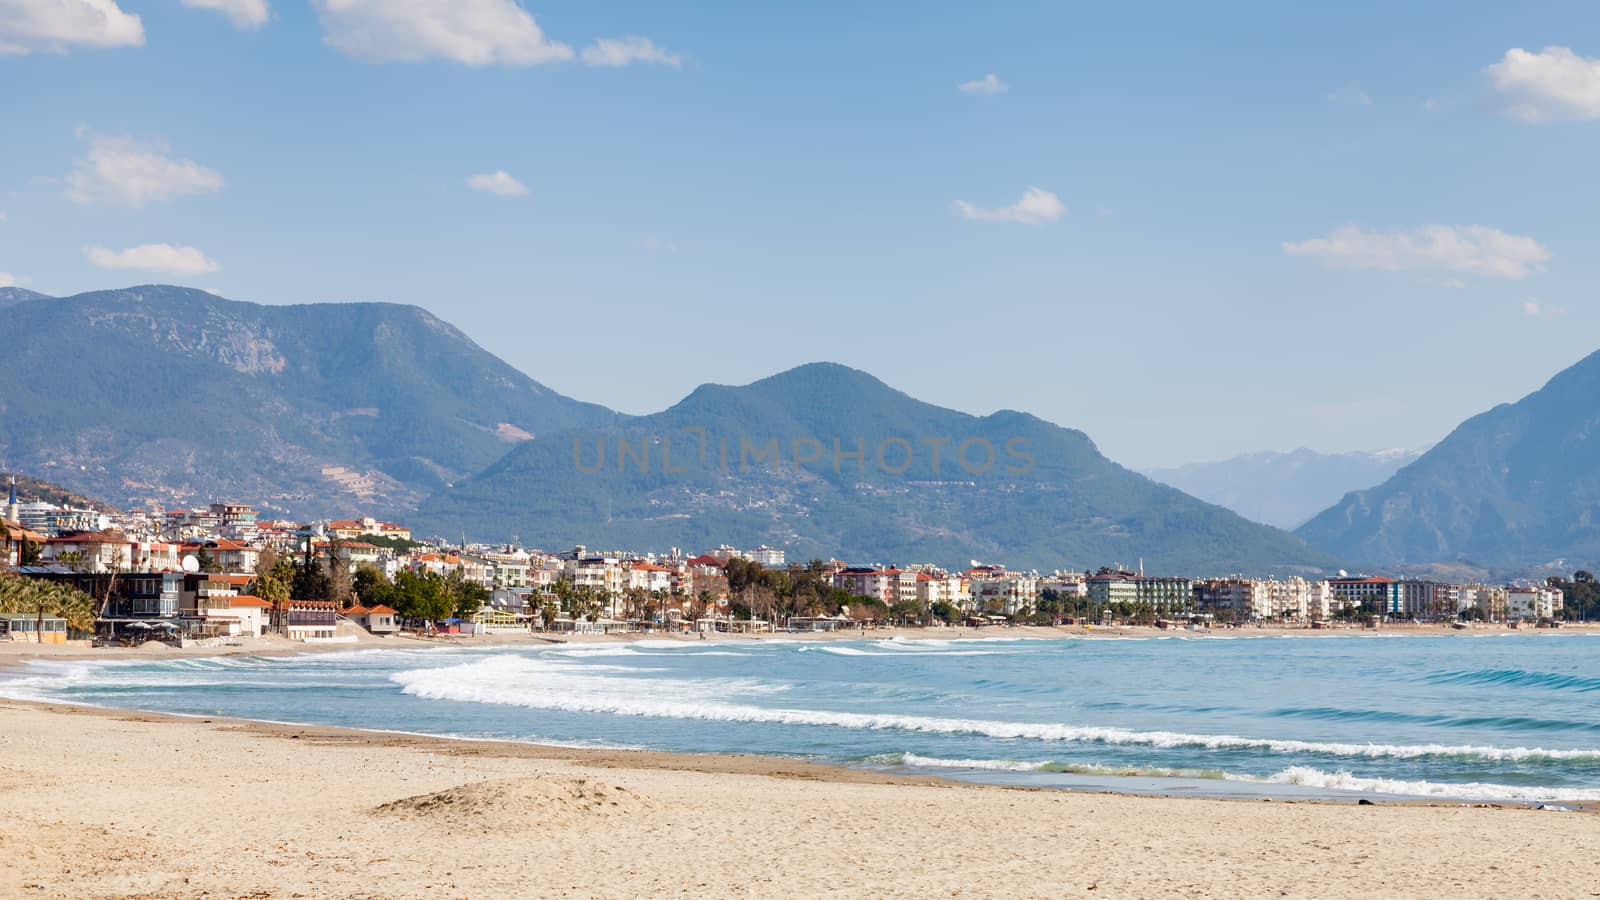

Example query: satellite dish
[182,555,201,573]
[1337,569,1349,578]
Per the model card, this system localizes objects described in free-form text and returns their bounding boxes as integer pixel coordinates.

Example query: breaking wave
[391,656,1600,763]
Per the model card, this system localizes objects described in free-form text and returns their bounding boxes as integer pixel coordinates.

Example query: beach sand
[1,701,1596,899]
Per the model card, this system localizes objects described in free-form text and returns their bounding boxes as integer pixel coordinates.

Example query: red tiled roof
[230,595,272,608]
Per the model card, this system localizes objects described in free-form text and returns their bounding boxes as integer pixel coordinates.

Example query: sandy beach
[1,697,1597,899]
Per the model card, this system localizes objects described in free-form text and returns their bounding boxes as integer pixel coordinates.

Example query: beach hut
[0,612,69,644]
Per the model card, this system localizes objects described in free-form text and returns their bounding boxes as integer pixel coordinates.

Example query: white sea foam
[1246,766,1600,802]
[390,656,1600,763]
[893,753,1050,771]
[883,755,1600,801]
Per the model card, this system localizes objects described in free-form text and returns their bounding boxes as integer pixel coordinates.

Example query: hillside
[2,472,119,513]
[1145,448,1422,530]
[0,285,616,518]
[0,287,51,309]
[1297,349,1600,574]
[418,363,1336,574]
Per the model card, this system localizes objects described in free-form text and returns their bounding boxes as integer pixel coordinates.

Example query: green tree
[0,571,97,632]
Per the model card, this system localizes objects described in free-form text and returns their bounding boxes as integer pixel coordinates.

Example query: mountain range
[417,362,1336,574]
[0,286,615,518]
[1144,448,1423,530]
[6,283,1594,577]
[1297,349,1600,576]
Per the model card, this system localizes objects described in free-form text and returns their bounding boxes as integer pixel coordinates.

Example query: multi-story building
[1326,576,1398,614]
[1193,578,1269,619]
[1460,584,1508,621]
[747,545,786,567]
[965,566,1039,615]
[1039,572,1087,599]
[1506,586,1562,620]
[626,560,673,594]
[833,566,893,603]
[1086,571,1140,607]
[209,502,258,537]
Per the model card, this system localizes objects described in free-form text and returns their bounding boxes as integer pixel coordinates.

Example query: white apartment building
[747,545,786,567]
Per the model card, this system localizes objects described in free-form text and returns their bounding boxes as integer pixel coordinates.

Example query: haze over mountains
[1145,448,1423,530]
[419,362,1336,574]
[4,285,1595,576]
[1298,349,1600,576]
[0,286,615,518]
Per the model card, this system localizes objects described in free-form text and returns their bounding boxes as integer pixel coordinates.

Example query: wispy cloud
[0,0,144,54]
[1522,300,1567,320]
[1283,224,1550,280]
[958,73,1007,95]
[466,170,527,196]
[181,0,270,30]
[85,243,221,275]
[66,133,224,208]
[311,0,573,65]
[953,187,1064,225]
[1486,46,1600,122]
[581,36,682,68]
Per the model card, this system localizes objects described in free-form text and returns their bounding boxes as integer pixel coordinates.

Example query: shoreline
[5,637,1599,813]
[7,696,1595,812]
[3,699,1599,897]
[1,617,1590,667]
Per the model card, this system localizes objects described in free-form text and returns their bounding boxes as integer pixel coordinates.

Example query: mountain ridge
[1297,348,1600,576]
[0,285,618,517]
[1145,447,1424,530]
[419,362,1337,574]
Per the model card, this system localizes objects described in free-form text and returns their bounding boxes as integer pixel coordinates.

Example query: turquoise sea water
[6,633,1600,803]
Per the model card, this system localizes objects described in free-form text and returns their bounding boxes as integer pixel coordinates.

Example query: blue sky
[2,1,1597,468]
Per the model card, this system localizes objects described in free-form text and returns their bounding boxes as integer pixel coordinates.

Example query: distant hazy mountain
[418,363,1336,574]
[0,286,51,309]
[1144,448,1422,530]
[0,285,616,517]
[1298,349,1600,574]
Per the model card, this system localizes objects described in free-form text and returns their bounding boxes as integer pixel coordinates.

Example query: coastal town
[0,478,1575,645]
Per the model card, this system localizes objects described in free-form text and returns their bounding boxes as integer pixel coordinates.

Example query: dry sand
[2,701,1597,899]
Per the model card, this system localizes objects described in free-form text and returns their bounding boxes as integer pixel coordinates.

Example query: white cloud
[181,0,270,30]
[958,73,1007,95]
[85,243,221,275]
[1283,224,1550,280]
[466,170,527,196]
[1522,300,1567,320]
[953,187,1064,225]
[581,35,682,68]
[0,0,144,54]
[1486,46,1600,122]
[0,272,18,287]
[311,0,573,65]
[66,134,224,208]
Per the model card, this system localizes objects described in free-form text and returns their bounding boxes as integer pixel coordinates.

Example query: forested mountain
[418,363,1337,574]
[1298,349,1600,575]
[0,285,616,517]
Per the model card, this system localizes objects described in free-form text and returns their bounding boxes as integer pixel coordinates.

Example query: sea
[6,632,1600,804]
